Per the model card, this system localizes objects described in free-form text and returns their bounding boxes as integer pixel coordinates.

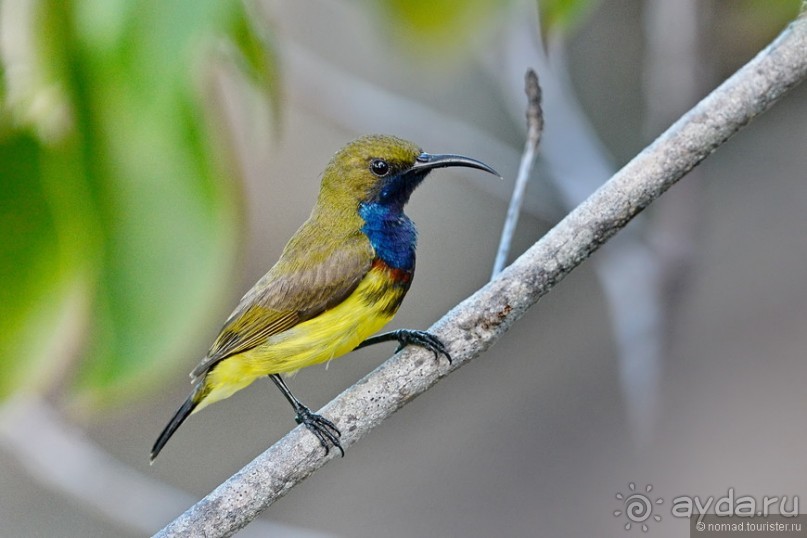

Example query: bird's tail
[150,383,203,463]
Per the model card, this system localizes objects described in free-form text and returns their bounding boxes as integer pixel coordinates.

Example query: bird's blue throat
[359,202,417,271]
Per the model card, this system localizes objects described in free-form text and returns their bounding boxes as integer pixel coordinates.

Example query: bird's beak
[410,152,500,177]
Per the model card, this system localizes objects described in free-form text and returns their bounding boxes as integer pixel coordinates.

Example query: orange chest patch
[360,259,413,316]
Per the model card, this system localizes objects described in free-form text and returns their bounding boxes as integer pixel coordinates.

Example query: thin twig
[155,12,807,538]
[492,68,544,278]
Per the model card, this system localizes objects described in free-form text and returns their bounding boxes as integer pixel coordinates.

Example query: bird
[150,134,498,462]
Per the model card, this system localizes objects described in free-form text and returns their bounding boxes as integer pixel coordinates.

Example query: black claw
[355,329,451,363]
[295,406,344,457]
[395,329,452,363]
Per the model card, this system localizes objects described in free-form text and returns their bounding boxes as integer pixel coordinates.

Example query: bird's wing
[191,231,374,380]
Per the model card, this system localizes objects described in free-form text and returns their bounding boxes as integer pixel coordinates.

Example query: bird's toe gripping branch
[393,329,451,362]
[356,329,452,363]
[295,406,344,457]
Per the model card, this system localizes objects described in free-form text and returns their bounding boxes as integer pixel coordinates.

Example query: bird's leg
[269,374,344,457]
[354,329,451,363]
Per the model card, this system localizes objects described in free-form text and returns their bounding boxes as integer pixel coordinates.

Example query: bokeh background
[1,0,806,536]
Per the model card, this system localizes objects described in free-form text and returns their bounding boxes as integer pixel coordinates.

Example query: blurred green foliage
[713,0,804,75]
[538,0,598,39]
[0,0,276,411]
[375,0,599,57]
[378,0,510,56]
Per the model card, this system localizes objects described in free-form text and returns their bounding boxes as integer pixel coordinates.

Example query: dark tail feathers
[150,386,201,463]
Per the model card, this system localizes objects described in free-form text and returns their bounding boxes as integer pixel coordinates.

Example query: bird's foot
[355,329,452,363]
[295,406,344,457]
[391,329,451,363]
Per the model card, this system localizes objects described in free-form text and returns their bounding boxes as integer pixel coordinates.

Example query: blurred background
[1,0,806,536]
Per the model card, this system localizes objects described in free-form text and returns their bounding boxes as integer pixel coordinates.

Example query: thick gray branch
[155,12,807,538]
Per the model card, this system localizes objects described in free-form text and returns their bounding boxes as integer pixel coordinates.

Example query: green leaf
[0,134,56,397]
[65,0,244,408]
[227,0,282,122]
[0,132,94,399]
[378,0,508,57]
[0,0,284,410]
[0,67,6,102]
[538,0,598,40]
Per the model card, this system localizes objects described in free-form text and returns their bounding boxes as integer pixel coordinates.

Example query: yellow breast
[196,264,409,411]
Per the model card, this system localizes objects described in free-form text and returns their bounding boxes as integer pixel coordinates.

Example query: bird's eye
[370,159,390,177]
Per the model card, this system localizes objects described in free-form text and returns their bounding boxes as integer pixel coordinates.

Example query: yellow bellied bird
[150,135,498,461]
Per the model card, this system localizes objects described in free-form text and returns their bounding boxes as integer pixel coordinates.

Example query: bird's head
[319,134,498,211]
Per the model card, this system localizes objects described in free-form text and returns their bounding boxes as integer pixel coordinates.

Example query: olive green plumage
[191,135,424,379]
[151,135,497,461]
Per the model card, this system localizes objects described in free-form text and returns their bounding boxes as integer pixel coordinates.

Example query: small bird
[150,134,498,461]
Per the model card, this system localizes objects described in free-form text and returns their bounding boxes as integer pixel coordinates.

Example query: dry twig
[492,68,544,277]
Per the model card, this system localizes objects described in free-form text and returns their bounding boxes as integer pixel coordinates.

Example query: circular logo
[614,483,664,532]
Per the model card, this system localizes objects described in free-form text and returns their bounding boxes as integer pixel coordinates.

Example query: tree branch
[155,11,807,538]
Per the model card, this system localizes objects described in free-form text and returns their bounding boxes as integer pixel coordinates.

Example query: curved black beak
[411,152,500,177]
